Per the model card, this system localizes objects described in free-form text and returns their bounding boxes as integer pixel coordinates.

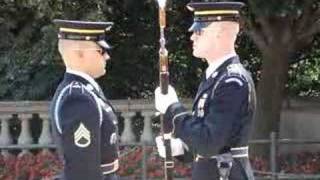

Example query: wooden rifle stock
[156,1,173,179]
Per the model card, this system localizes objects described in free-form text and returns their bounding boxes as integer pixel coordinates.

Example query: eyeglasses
[194,29,204,36]
[96,48,107,55]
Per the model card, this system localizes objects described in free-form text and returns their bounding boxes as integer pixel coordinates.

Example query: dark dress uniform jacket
[50,72,119,180]
[165,56,256,180]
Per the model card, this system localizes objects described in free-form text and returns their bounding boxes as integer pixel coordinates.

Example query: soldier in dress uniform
[50,19,119,180]
[155,2,256,180]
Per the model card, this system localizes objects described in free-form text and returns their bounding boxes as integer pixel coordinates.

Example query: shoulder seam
[82,85,103,126]
[68,81,86,94]
[54,82,103,134]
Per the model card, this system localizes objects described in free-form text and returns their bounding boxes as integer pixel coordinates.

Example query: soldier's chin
[101,69,106,76]
[192,50,204,59]
[94,70,106,78]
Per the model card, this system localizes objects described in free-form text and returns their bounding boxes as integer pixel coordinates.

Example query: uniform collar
[66,68,101,92]
[206,53,237,79]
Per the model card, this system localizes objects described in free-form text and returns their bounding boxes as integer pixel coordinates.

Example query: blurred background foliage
[0,0,319,100]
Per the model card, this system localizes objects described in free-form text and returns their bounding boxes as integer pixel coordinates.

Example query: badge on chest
[197,93,208,118]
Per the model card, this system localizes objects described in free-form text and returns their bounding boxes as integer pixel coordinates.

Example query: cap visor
[97,40,112,49]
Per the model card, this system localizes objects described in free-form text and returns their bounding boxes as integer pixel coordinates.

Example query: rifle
[156,0,173,179]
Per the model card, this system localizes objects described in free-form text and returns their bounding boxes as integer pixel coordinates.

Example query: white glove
[155,85,179,114]
[155,135,188,158]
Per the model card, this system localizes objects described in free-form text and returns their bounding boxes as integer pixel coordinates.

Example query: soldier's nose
[190,33,196,41]
[104,53,110,61]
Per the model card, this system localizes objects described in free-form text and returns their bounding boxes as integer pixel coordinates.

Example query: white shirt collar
[205,53,237,79]
[66,68,101,92]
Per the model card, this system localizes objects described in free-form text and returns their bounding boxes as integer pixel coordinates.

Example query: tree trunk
[251,48,289,157]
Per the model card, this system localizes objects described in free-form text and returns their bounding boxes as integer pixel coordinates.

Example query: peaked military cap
[53,19,114,49]
[187,2,245,32]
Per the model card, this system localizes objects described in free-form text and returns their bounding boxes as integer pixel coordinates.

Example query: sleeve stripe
[54,84,73,134]
[225,77,243,86]
[172,111,190,133]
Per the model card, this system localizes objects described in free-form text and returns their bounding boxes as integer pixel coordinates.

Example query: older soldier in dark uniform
[155,2,256,180]
[50,20,119,180]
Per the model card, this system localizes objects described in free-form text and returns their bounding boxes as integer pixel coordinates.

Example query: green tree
[288,35,320,97]
[0,0,319,121]
[242,1,320,145]
[0,0,200,100]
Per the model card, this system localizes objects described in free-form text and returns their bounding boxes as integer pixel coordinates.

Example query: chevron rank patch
[74,123,91,148]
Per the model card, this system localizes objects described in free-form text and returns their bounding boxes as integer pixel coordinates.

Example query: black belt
[195,146,249,161]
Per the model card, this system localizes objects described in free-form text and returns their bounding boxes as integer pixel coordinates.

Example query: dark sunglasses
[194,29,204,36]
[96,48,108,55]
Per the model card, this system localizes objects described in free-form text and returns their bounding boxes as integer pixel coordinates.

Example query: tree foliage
[0,0,319,105]
[0,0,199,100]
[288,36,320,97]
[239,0,320,143]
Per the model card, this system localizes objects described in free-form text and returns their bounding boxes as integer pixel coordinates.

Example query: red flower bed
[0,150,62,180]
[278,152,320,174]
[118,146,191,178]
[0,153,16,180]
[0,149,319,179]
[31,149,62,179]
[14,151,35,180]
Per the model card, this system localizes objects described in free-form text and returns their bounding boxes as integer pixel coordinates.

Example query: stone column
[140,111,154,143]
[18,114,33,154]
[38,114,53,146]
[120,112,136,143]
[0,115,13,157]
